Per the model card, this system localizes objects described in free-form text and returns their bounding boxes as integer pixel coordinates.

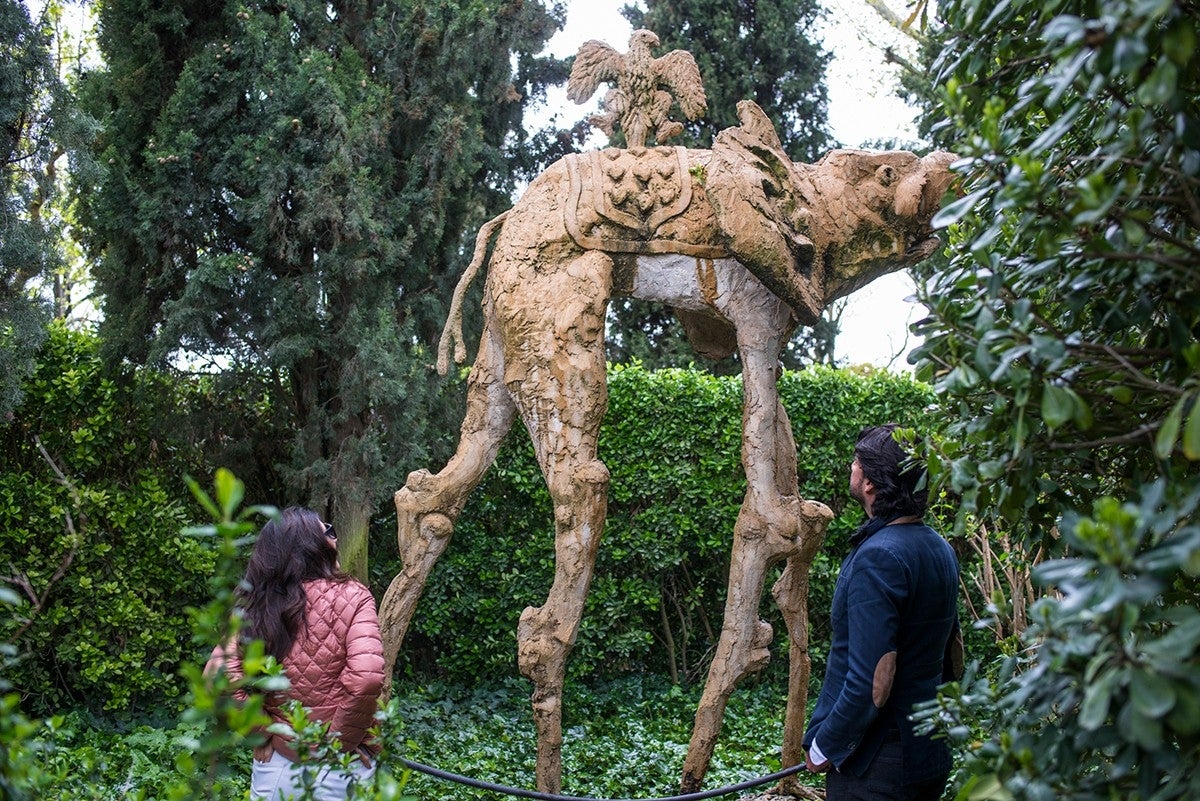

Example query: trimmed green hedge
[383,363,938,683]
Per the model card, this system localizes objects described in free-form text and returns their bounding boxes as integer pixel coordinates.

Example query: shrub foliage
[0,324,212,713]
[4,327,939,716]
[912,0,1200,799]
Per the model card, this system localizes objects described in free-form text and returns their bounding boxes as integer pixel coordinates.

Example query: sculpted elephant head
[706,101,959,325]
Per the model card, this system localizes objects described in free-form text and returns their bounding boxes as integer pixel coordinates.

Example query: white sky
[537,0,931,370]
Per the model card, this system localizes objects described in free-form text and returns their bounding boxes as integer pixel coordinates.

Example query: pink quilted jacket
[207,577,385,760]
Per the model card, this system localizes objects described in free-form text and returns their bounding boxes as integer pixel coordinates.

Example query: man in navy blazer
[803,424,963,801]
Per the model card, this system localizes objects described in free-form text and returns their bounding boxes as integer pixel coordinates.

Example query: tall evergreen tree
[609,0,837,370]
[1,0,63,415]
[79,0,567,578]
[623,0,831,160]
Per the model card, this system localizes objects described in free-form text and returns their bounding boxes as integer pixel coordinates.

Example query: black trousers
[825,739,949,801]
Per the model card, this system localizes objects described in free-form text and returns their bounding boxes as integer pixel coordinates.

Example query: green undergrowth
[391,672,814,800]
[28,673,817,800]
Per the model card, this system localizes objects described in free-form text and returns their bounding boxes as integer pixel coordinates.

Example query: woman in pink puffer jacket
[207,507,385,800]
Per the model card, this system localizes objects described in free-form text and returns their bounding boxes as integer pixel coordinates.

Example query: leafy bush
[917,483,1200,801]
[0,324,213,713]
[3,323,948,716]
[385,363,940,683]
[911,0,1200,798]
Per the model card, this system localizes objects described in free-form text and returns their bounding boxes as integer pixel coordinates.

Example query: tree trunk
[334,490,372,582]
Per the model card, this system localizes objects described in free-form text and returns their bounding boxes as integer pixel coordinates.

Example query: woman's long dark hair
[239,507,346,659]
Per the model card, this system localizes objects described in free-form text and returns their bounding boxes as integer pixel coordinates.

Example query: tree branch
[8,436,87,641]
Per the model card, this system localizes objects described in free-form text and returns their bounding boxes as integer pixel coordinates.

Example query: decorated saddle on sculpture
[563,146,727,258]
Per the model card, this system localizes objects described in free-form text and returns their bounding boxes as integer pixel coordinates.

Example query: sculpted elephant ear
[894,169,926,220]
[707,101,823,325]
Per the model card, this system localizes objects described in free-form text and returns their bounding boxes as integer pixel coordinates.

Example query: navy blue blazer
[803,520,961,784]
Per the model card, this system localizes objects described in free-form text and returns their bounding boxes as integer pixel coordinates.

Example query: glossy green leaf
[1182,396,1200,460]
[1155,398,1184,459]
[1128,704,1165,750]
[964,772,1015,801]
[1163,16,1197,65]
[1167,684,1200,735]
[1135,60,1178,105]
[1105,385,1134,404]
[1130,669,1177,718]
[1041,384,1074,429]
[932,187,988,228]
[1079,666,1118,729]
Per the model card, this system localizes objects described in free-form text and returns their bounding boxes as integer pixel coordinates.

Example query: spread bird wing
[567,41,626,104]
[654,50,707,120]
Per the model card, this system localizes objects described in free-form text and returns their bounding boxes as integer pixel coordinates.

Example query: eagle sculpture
[567,29,707,148]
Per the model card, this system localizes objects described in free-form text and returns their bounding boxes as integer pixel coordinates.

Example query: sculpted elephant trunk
[895,150,959,223]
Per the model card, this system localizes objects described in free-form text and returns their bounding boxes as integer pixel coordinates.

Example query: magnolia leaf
[1182,395,1200,460]
[1079,666,1118,729]
[1135,60,1178,106]
[932,187,987,228]
[1033,557,1091,588]
[1167,684,1200,735]
[1129,706,1164,750]
[1155,398,1185,459]
[965,773,1015,801]
[1140,608,1200,659]
[1163,16,1197,65]
[1071,389,1094,430]
[1041,384,1074,429]
[1130,668,1176,718]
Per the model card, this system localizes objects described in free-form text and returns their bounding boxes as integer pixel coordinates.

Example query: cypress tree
[623,0,832,161]
[1,0,62,414]
[80,0,567,578]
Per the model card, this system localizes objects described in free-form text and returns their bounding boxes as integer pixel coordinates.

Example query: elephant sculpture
[378,99,957,795]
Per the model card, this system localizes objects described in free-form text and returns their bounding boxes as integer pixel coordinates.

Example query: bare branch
[1048,423,1159,451]
[864,0,925,42]
[8,436,87,641]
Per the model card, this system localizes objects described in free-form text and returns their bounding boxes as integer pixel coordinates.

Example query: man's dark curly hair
[854,423,928,521]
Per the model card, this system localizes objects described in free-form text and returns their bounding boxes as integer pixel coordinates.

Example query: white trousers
[250,749,375,800]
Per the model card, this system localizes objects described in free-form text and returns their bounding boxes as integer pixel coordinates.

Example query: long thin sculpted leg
[768,398,831,795]
[378,321,517,694]
[771,535,827,799]
[681,340,832,793]
[506,250,612,795]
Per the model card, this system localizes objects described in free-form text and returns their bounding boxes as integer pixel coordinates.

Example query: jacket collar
[850,514,923,547]
[850,516,888,547]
